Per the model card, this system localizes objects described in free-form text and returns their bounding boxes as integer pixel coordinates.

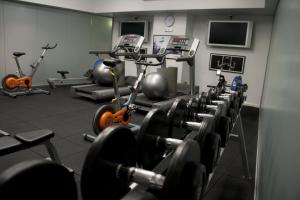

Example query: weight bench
[0,129,62,164]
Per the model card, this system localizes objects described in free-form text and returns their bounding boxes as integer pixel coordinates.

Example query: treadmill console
[164,36,200,58]
[170,37,189,47]
[115,34,144,53]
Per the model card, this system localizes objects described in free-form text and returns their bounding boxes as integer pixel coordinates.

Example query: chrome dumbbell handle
[116,164,165,190]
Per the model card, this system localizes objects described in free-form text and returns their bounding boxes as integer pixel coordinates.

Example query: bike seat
[57,70,69,75]
[13,52,26,57]
[57,70,69,79]
[103,58,121,68]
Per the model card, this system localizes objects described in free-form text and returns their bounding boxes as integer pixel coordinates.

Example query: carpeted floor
[0,86,258,200]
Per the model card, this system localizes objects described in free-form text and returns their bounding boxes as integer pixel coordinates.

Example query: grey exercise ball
[93,62,114,86]
[142,72,168,99]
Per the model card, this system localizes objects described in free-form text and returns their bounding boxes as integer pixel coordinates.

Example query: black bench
[0,129,61,164]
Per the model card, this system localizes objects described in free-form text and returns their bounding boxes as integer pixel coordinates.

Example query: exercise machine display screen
[171,37,189,46]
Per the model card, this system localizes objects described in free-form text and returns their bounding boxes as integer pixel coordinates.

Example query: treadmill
[70,34,144,101]
[133,36,200,112]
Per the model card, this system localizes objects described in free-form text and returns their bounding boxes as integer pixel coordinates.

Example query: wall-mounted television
[207,20,253,48]
[120,21,149,43]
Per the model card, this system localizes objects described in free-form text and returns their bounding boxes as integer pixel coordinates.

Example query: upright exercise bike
[1,43,57,98]
[91,47,167,135]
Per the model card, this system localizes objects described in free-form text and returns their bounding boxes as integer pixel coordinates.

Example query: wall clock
[164,15,175,27]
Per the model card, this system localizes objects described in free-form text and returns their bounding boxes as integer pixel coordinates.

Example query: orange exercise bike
[91,49,167,135]
[1,43,57,98]
[82,34,149,142]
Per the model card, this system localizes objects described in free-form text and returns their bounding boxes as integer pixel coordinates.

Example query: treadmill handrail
[166,47,189,52]
[89,50,112,55]
[135,54,166,66]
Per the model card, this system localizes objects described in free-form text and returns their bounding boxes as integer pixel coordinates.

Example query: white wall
[192,15,273,107]
[0,1,112,86]
[257,0,300,199]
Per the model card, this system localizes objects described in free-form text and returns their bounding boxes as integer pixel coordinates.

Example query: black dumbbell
[199,91,236,132]
[167,98,216,138]
[167,99,221,173]
[137,109,204,169]
[81,125,205,200]
[137,106,219,175]
[186,96,230,147]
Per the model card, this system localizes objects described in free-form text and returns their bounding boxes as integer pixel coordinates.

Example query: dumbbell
[201,91,234,115]
[186,96,230,147]
[137,107,218,175]
[167,98,216,138]
[198,92,236,132]
[167,99,221,171]
[81,125,206,200]
[167,99,221,167]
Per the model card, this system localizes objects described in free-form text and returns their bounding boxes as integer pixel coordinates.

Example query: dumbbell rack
[121,106,251,200]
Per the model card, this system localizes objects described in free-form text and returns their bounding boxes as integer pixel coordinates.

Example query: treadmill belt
[74,85,111,94]
[135,92,186,107]
[135,94,164,107]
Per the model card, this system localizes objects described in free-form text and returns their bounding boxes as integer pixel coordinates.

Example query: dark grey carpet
[0,86,258,200]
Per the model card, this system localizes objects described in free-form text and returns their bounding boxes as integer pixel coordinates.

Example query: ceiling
[11,0,279,16]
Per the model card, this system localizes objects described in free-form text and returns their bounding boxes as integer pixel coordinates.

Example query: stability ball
[93,60,115,86]
[142,72,168,99]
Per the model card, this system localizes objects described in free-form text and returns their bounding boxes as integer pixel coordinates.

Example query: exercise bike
[91,48,167,135]
[1,43,57,98]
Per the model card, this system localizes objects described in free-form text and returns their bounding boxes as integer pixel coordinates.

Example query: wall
[0,1,112,86]
[192,15,273,107]
[256,0,300,199]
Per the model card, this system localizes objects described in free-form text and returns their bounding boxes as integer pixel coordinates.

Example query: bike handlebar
[42,43,57,50]
[135,56,165,66]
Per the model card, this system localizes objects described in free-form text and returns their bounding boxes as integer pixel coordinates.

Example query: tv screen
[207,21,253,48]
[120,21,148,42]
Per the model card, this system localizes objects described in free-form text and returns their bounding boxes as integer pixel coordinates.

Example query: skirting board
[243,101,260,108]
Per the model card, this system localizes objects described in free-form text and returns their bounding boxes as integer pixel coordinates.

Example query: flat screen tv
[120,21,149,42]
[207,20,253,48]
